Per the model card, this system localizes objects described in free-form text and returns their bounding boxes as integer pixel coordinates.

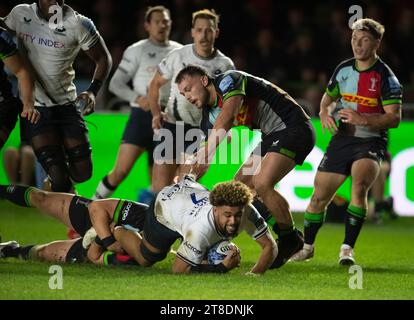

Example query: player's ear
[214,28,220,39]
[201,75,209,87]
[144,21,150,33]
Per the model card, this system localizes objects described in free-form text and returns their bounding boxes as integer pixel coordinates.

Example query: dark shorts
[252,120,316,165]
[114,200,149,232]
[142,202,181,254]
[20,103,88,141]
[154,121,202,161]
[68,196,93,236]
[65,238,87,263]
[318,135,387,176]
[0,97,21,136]
[121,107,154,164]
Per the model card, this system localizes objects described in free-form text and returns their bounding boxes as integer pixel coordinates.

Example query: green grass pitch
[0,201,413,300]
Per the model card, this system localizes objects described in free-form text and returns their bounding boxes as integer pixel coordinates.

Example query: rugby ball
[207,240,238,265]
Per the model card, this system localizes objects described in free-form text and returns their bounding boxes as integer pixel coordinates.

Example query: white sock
[93,179,115,200]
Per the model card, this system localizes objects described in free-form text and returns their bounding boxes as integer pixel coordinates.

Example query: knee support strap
[66,143,92,164]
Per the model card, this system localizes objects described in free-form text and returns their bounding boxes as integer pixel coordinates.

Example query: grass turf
[0,201,413,300]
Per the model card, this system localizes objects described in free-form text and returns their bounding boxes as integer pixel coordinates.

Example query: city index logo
[342,93,378,107]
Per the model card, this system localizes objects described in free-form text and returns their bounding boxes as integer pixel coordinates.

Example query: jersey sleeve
[109,45,142,102]
[3,5,23,32]
[176,231,209,266]
[381,70,403,106]
[0,30,17,60]
[157,48,179,80]
[77,14,100,51]
[219,72,247,103]
[243,204,268,240]
[325,63,342,100]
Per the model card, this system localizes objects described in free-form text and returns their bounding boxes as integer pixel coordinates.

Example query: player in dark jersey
[0,27,39,149]
[290,18,402,265]
[175,65,316,269]
[0,235,138,266]
[0,184,148,264]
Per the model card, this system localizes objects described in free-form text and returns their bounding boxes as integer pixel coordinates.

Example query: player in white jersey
[148,9,235,193]
[1,0,112,193]
[115,176,278,274]
[93,6,182,201]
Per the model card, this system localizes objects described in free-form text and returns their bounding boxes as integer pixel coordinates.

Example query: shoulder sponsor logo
[219,75,234,92]
[148,52,156,58]
[23,17,32,24]
[122,202,133,221]
[342,93,378,107]
[183,241,202,255]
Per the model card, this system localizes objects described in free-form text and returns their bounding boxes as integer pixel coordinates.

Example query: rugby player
[148,9,234,193]
[0,184,148,258]
[0,27,39,149]
[289,18,402,265]
[93,6,182,200]
[1,0,112,192]
[115,175,278,274]
[174,65,315,268]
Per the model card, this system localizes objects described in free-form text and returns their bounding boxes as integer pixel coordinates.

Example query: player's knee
[66,143,92,182]
[235,171,254,189]
[35,145,65,174]
[309,193,329,211]
[69,164,93,183]
[252,176,271,196]
[352,181,370,199]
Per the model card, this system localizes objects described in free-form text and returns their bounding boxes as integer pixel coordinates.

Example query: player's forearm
[361,111,401,129]
[15,67,34,108]
[148,81,162,117]
[89,38,112,84]
[113,227,142,261]
[319,93,336,116]
[88,205,113,240]
[250,244,277,274]
[108,71,137,103]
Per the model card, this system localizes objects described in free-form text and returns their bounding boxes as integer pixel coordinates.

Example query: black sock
[252,197,280,236]
[2,245,34,260]
[103,175,117,191]
[0,185,34,207]
[374,201,387,213]
[344,205,366,248]
[304,211,325,245]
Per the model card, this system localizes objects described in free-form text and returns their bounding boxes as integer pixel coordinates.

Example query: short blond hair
[145,5,170,23]
[192,9,220,28]
[210,181,253,207]
[352,18,385,40]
